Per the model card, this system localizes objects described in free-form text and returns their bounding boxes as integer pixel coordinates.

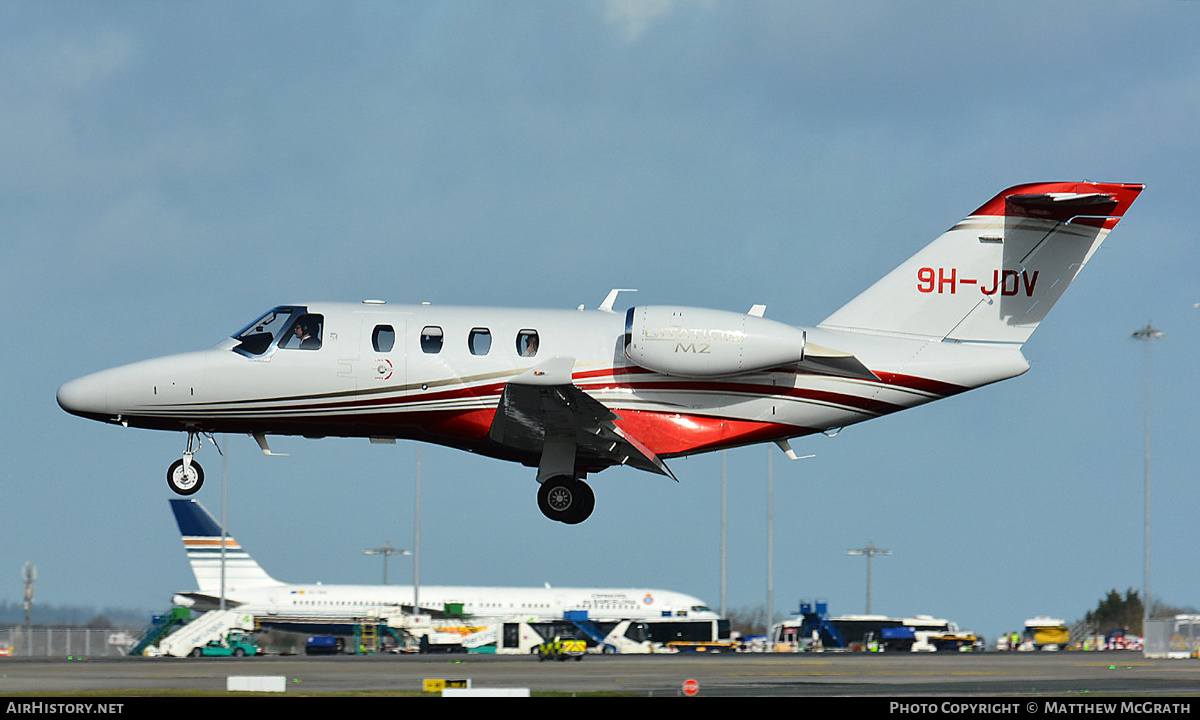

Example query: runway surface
[2,651,1199,697]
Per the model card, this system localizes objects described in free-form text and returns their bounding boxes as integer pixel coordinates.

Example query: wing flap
[488,358,674,479]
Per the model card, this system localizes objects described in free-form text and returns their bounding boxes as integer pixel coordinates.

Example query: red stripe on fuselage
[132,366,964,461]
[610,410,814,457]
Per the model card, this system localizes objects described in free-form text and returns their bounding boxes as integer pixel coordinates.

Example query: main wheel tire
[537,477,595,524]
[167,458,204,496]
[559,481,594,525]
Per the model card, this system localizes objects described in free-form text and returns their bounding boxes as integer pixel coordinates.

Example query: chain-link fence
[0,625,142,658]
[1143,616,1200,658]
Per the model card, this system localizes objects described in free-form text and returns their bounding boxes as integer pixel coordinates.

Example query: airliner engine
[623,306,806,378]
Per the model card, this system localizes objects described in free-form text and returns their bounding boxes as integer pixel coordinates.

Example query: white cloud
[603,0,708,42]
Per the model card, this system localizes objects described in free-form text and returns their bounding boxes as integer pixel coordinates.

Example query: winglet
[599,288,637,313]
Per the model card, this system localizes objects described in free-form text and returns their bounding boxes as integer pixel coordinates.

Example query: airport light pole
[846,541,890,615]
[21,562,35,630]
[766,447,774,633]
[1132,322,1163,632]
[217,434,229,613]
[720,450,728,619]
[363,542,410,585]
[413,444,421,616]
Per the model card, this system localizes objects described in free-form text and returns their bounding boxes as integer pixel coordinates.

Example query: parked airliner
[169,498,717,628]
[58,181,1144,523]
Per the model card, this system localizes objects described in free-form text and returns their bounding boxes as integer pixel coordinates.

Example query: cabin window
[420,326,444,354]
[372,325,395,353]
[279,314,323,350]
[469,328,492,356]
[516,330,539,357]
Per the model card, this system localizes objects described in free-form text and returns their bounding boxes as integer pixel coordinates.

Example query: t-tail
[170,499,283,595]
[819,182,1144,344]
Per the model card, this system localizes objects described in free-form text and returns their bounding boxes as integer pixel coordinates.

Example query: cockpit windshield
[231,306,305,358]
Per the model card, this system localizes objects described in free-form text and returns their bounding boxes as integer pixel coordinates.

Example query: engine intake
[623,306,806,378]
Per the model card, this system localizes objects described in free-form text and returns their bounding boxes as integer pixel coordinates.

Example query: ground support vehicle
[536,635,585,661]
[191,630,260,657]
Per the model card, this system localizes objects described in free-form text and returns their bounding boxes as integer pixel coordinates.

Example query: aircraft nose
[56,374,108,419]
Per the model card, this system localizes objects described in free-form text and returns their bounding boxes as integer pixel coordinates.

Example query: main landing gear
[537,475,595,525]
[167,432,206,496]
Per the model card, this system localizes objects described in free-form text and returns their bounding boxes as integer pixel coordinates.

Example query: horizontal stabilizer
[796,342,879,381]
[172,591,244,612]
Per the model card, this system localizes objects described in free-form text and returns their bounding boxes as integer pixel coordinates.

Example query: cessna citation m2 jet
[58,181,1143,524]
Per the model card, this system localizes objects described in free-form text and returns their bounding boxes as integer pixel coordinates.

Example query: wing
[487,357,675,479]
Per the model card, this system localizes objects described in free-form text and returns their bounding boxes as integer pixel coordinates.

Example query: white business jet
[58,181,1144,524]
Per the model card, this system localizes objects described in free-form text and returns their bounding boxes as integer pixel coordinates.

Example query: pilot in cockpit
[291,316,321,350]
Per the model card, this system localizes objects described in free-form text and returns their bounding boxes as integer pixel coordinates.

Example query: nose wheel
[167,433,206,496]
[167,457,204,495]
[537,476,595,524]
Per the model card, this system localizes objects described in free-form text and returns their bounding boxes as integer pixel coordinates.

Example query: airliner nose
[56,374,108,419]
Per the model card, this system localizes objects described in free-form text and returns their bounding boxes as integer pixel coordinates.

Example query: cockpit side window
[279,314,323,350]
[232,306,305,358]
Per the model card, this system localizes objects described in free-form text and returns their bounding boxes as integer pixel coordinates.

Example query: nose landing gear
[167,432,206,496]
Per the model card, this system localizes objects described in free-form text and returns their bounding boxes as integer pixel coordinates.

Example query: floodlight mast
[846,541,891,614]
[1132,322,1163,631]
[363,542,411,585]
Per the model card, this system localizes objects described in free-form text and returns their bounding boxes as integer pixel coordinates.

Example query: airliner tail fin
[170,499,283,594]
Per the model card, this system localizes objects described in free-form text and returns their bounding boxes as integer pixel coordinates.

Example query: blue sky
[3,1,1197,644]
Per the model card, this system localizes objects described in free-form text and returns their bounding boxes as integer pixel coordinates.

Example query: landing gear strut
[537,476,595,525]
[167,432,205,496]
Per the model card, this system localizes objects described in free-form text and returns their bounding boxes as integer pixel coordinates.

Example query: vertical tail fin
[170,499,282,593]
[819,182,1144,344]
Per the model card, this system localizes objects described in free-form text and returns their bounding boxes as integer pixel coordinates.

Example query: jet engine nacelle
[623,305,806,378]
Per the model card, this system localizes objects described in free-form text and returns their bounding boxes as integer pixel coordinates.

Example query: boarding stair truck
[771,601,848,651]
[153,609,256,657]
[384,612,435,653]
[1022,617,1069,651]
[460,626,498,653]
[561,612,663,654]
[563,611,617,653]
[129,607,191,656]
